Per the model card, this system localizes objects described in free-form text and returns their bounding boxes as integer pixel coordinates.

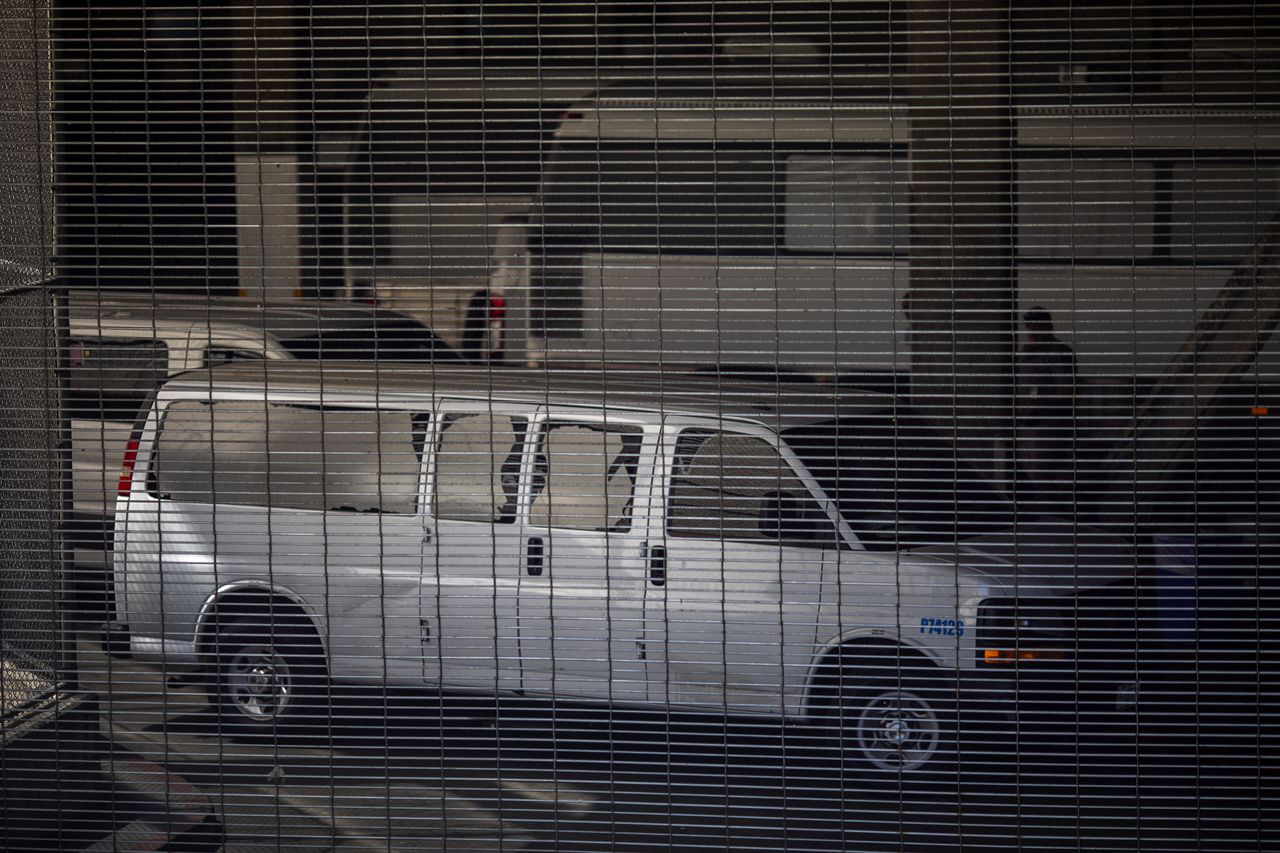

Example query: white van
[111,363,1139,780]
[67,291,464,601]
[501,80,1280,377]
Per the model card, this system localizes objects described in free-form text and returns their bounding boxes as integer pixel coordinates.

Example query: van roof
[554,77,905,144]
[555,78,1280,148]
[162,363,894,430]
[67,290,412,339]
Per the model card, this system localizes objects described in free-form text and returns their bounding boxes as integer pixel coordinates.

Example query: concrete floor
[75,632,1267,852]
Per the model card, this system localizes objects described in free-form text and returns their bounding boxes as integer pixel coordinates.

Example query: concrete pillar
[227,2,308,152]
[905,1,1015,465]
[225,3,310,301]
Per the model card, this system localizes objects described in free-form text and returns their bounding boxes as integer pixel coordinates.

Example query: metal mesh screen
[0,286,61,709]
[1,0,59,710]
[1,1,1276,850]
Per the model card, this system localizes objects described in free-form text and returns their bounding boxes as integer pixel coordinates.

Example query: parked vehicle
[339,194,525,364]
[498,79,1280,377]
[334,73,584,362]
[67,290,464,604]
[110,363,1140,781]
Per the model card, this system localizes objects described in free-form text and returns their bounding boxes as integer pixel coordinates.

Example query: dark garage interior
[2,2,1277,850]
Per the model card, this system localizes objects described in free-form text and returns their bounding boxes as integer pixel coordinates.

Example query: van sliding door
[513,415,654,702]
[424,404,529,692]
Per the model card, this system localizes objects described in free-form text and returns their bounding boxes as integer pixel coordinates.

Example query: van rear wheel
[825,664,957,785]
[207,615,325,735]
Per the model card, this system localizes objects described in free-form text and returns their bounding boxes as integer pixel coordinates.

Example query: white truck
[495,80,1280,379]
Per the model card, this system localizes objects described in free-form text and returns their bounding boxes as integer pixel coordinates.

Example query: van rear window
[277,318,465,363]
[66,337,169,422]
[151,400,421,513]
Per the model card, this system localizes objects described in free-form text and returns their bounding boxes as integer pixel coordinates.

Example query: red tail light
[486,295,507,363]
[117,438,140,497]
[487,294,506,321]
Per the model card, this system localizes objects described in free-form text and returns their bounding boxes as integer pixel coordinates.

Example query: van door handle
[647,544,666,587]
[422,527,433,545]
[526,537,544,576]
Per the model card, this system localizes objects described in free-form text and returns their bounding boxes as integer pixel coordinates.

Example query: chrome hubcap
[227,646,291,722]
[853,689,941,772]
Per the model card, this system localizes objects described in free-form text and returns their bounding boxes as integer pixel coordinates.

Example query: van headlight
[976,598,1074,664]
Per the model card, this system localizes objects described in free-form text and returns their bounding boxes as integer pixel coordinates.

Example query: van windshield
[278,317,466,363]
[784,414,1015,551]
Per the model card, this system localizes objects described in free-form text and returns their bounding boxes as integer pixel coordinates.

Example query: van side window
[783,155,909,254]
[66,337,169,421]
[433,413,527,524]
[1016,159,1156,260]
[151,401,420,513]
[1170,161,1280,261]
[529,423,642,532]
[668,430,839,549]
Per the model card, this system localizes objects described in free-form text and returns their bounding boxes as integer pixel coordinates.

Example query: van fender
[798,628,945,721]
[194,580,328,661]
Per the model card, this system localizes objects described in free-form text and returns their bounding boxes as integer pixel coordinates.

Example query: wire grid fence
[2,2,1277,851]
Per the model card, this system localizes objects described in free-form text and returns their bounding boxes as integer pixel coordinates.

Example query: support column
[905,1,1015,467]
[225,2,312,300]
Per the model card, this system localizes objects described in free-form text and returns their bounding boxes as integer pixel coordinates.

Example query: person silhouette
[1016,307,1077,517]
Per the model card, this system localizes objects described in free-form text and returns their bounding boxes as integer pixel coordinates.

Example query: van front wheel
[207,615,325,734]
[825,666,956,784]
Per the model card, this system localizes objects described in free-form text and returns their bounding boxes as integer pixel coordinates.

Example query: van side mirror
[759,490,822,543]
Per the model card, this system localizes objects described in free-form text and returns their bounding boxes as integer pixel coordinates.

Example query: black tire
[206,614,326,734]
[824,661,958,785]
